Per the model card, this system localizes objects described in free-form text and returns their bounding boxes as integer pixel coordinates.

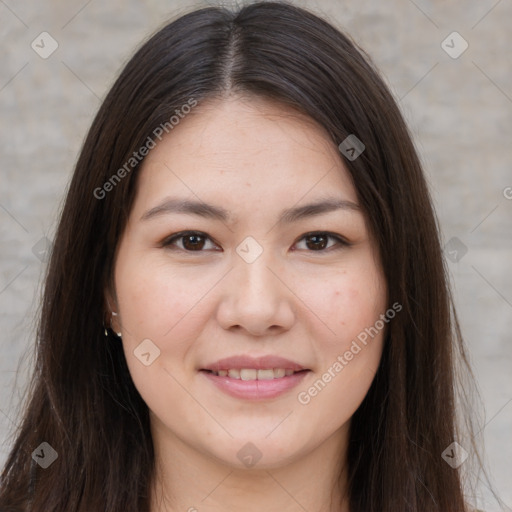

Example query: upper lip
[201,355,307,372]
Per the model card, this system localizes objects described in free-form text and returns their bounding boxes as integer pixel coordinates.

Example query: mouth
[200,368,309,380]
[199,366,311,400]
[199,354,311,400]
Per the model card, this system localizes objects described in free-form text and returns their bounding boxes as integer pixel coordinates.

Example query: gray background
[1,0,511,510]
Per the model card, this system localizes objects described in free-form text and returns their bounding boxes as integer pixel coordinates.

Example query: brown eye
[294,232,348,252]
[163,231,219,252]
[305,233,328,250]
[182,233,206,250]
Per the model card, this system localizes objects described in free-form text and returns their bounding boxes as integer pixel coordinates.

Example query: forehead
[131,95,358,217]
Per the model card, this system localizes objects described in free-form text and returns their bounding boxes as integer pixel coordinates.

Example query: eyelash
[161,230,350,253]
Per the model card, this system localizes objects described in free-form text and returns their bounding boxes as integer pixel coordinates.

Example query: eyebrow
[140,197,361,224]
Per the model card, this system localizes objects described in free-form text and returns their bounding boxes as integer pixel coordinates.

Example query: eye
[161,230,348,253]
[293,232,349,252]
[162,231,220,252]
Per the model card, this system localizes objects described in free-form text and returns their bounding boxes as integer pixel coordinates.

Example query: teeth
[240,369,257,381]
[211,368,299,380]
[228,369,240,379]
[257,369,275,380]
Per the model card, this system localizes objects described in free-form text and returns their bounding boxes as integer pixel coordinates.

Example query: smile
[205,368,301,380]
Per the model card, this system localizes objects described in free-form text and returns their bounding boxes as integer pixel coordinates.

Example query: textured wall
[1,0,511,509]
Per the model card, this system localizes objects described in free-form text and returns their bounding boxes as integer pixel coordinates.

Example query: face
[107,95,387,470]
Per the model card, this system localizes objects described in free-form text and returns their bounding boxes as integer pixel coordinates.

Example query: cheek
[296,277,386,431]
[115,259,210,415]
[315,273,385,344]
[114,257,221,407]
[115,256,213,341]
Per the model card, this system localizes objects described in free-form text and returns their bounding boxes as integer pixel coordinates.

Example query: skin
[106,95,387,512]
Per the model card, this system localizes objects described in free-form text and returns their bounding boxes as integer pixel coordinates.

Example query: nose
[215,252,296,336]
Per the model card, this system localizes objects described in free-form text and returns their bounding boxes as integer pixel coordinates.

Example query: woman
[0,2,491,511]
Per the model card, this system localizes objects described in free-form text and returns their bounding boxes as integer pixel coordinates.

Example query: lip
[200,354,310,400]
[200,369,310,400]
[201,355,306,372]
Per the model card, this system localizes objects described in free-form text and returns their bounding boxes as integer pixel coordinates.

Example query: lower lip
[200,370,310,400]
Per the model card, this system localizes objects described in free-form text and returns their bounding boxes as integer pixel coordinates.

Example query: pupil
[307,234,327,250]
[184,234,204,250]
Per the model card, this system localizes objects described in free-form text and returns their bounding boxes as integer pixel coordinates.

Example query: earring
[104,311,122,338]
[112,311,122,337]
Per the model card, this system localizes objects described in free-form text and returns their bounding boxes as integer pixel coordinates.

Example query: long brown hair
[0,2,487,510]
